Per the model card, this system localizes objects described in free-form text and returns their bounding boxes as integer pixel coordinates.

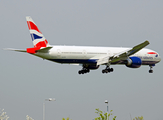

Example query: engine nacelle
[83,64,100,70]
[125,57,142,68]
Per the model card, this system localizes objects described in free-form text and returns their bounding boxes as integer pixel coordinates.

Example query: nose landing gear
[149,65,154,73]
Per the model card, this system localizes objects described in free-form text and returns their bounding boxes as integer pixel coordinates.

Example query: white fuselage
[34,45,161,66]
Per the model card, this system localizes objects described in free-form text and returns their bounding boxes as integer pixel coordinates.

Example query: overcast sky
[1,0,163,120]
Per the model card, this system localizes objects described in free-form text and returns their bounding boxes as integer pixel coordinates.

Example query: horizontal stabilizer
[36,46,52,53]
[3,48,27,52]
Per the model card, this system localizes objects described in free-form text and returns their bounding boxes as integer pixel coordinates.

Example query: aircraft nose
[158,56,161,62]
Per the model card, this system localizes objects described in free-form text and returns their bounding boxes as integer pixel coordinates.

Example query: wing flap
[97,56,109,65]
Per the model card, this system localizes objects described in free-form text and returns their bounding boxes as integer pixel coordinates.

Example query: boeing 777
[5,16,161,74]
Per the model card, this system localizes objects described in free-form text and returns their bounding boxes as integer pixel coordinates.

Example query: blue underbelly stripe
[48,59,98,64]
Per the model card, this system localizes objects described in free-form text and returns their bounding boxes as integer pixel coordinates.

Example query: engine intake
[126,57,142,68]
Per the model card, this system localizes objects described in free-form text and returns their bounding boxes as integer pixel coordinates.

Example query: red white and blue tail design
[26,16,50,53]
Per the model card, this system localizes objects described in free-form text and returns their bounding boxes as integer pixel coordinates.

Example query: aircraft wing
[97,40,150,65]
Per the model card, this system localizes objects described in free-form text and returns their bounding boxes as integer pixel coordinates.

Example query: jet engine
[125,57,142,68]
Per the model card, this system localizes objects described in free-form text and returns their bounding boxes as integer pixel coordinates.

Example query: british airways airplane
[6,16,161,74]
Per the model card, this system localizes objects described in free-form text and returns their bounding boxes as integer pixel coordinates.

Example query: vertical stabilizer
[26,16,50,48]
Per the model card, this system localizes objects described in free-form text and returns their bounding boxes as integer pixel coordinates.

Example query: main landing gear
[78,68,90,74]
[102,66,114,74]
[149,65,154,73]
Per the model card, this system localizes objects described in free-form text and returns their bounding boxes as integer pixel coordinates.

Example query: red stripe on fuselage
[27,21,42,33]
[148,52,157,54]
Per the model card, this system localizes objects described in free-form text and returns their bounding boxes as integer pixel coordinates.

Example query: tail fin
[26,16,50,48]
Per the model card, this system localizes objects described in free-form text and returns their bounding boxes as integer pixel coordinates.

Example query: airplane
[5,16,161,74]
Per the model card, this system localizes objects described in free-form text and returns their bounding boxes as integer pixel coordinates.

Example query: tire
[110,68,113,72]
[105,69,109,73]
[102,70,105,73]
[81,70,84,74]
[149,70,153,73]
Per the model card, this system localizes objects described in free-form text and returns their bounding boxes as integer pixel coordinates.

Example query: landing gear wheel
[102,66,114,74]
[102,69,108,73]
[110,68,114,72]
[81,70,84,74]
[105,69,109,73]
[78,71,82,74]
[149,70,153,73]
[78,68,90,74]
[149,65,154,73]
